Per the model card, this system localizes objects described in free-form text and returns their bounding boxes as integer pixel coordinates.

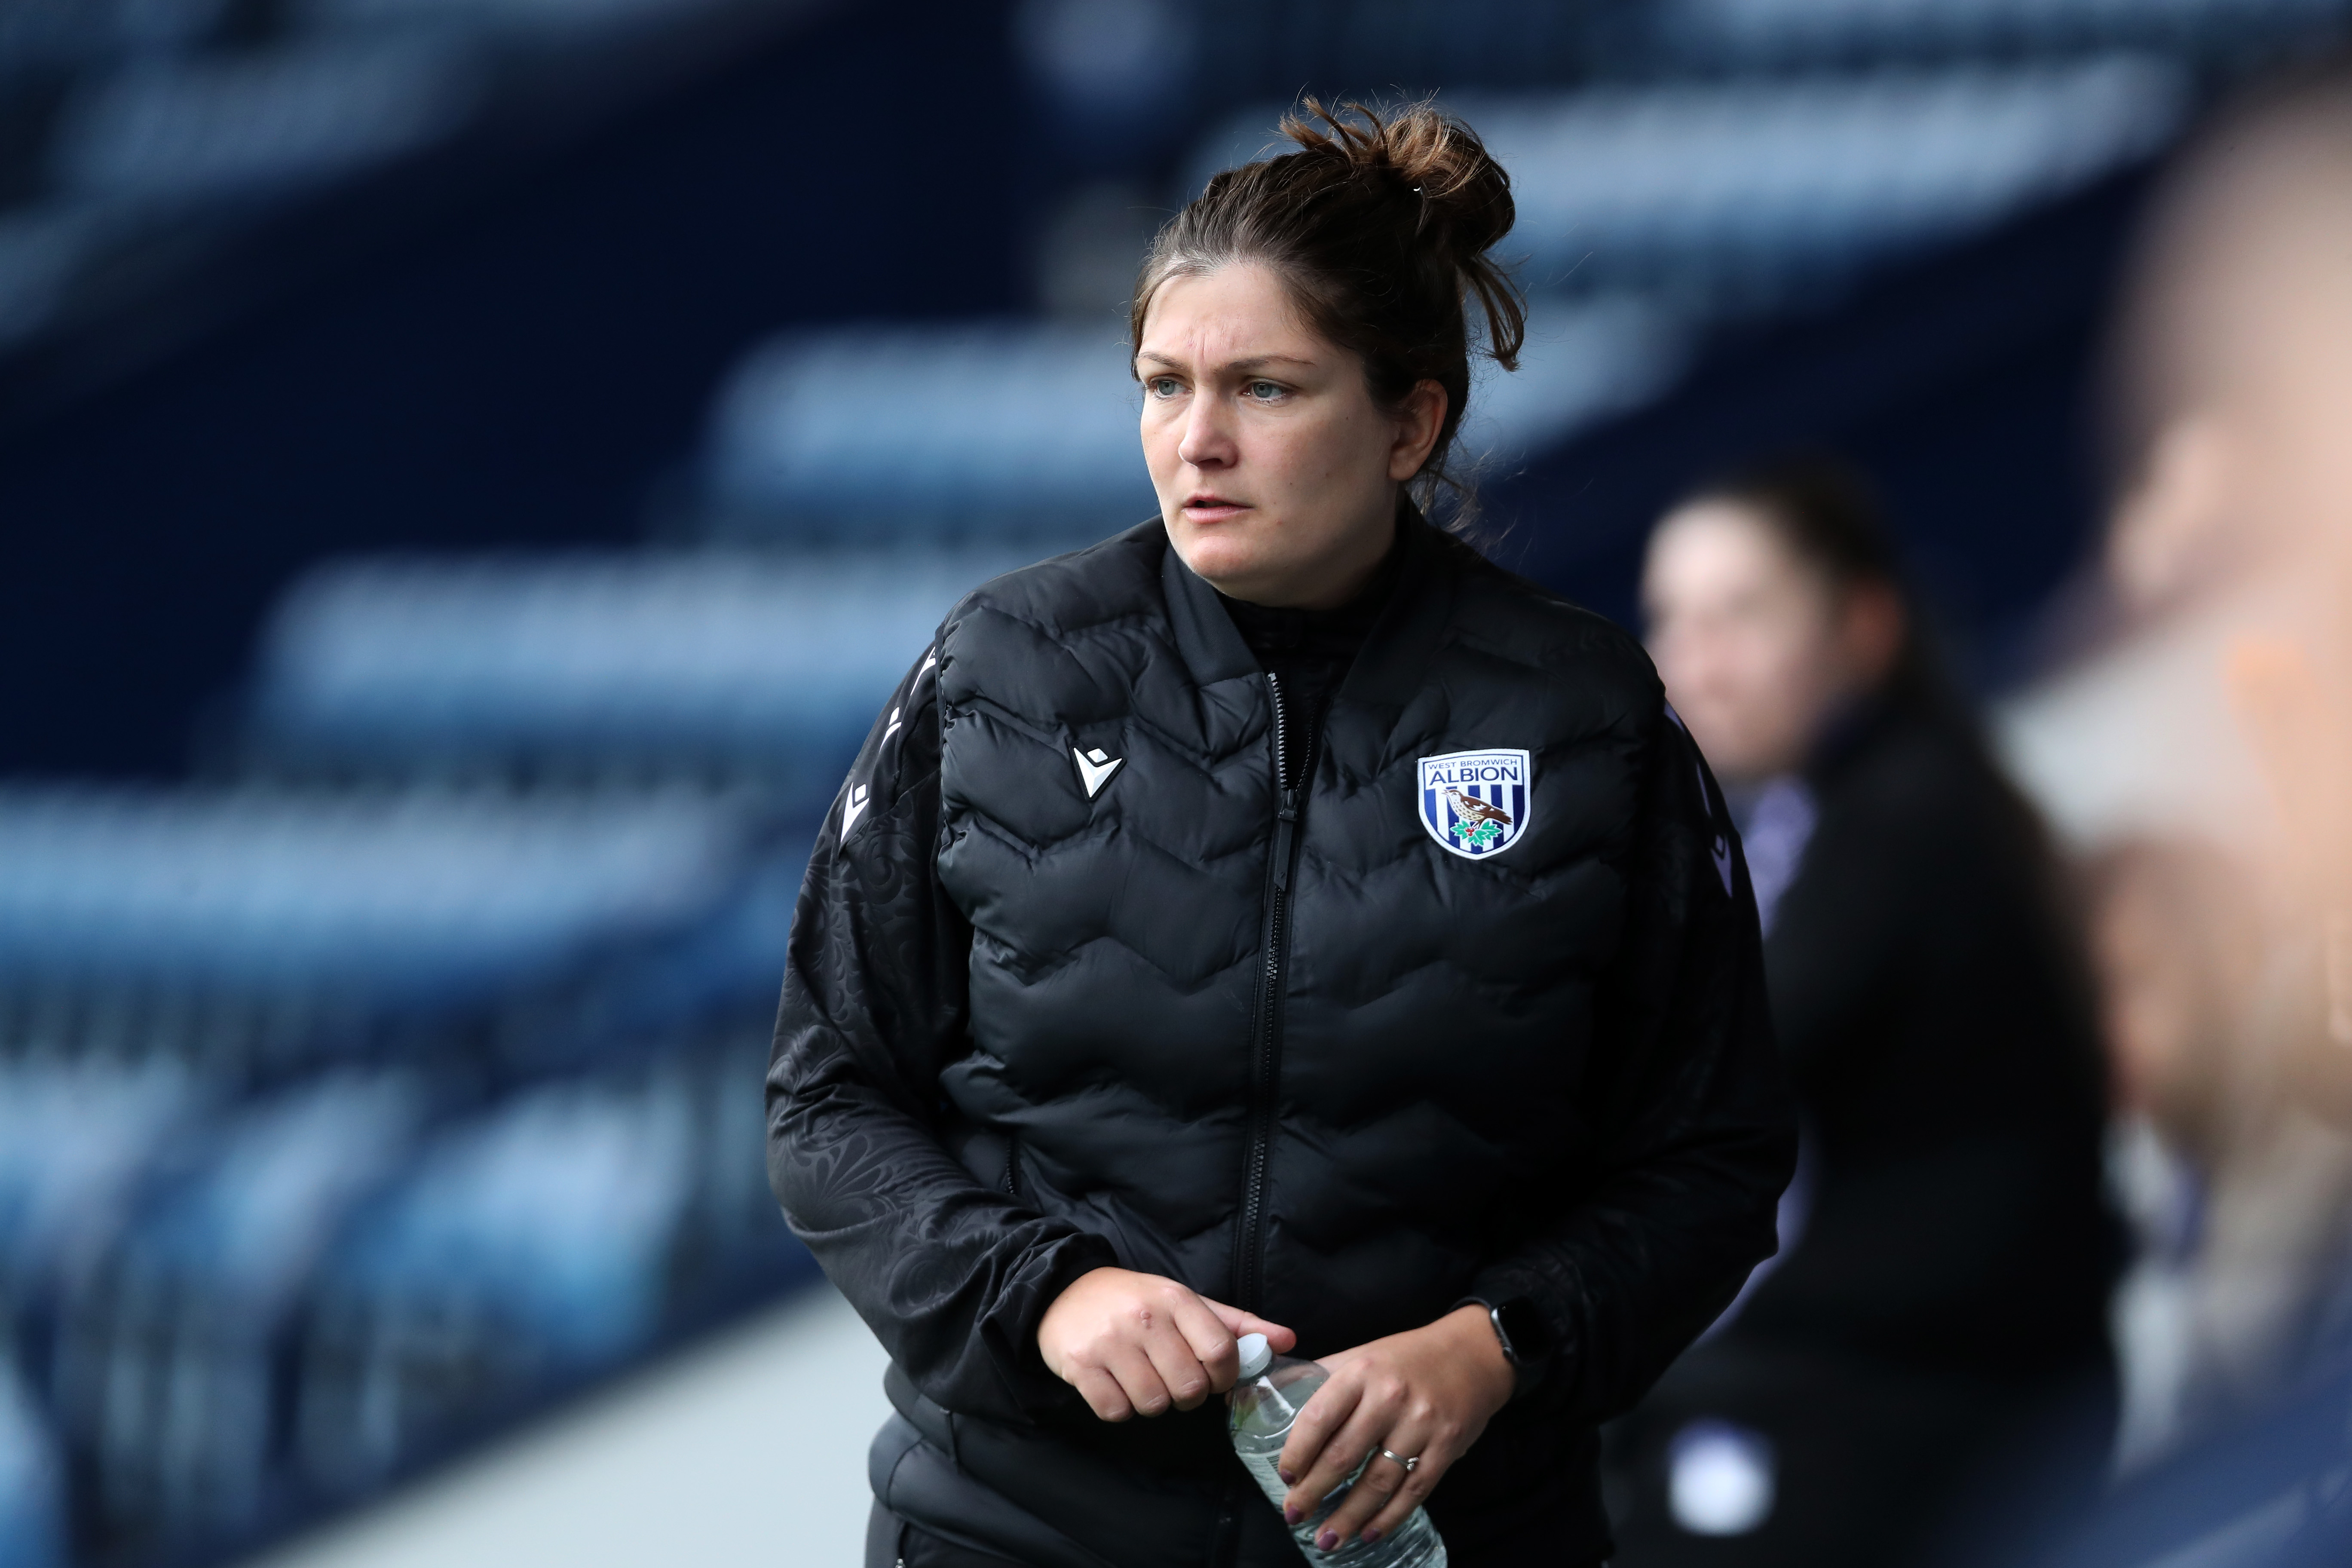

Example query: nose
[1176,394,1237,471]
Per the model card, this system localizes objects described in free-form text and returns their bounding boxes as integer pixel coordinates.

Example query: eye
[1147,376,1182,398]
[1246,380,1286,401]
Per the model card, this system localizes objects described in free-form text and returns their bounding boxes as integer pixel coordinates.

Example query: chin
[1170,528,1264,589]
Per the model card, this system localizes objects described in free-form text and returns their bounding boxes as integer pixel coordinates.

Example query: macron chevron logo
[1073,747,1123,799]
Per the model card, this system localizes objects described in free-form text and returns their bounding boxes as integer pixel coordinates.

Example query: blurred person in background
[1609,459,2119,1568]
[768,102,1795,1568]
[2031,53,2352,1568]
[2083,836,2352,1477]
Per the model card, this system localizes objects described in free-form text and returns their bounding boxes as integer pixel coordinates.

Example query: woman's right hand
[1039,1267,1296,1421]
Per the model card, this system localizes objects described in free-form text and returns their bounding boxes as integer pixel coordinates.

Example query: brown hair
[1130,97,1526,519]
[1686,455,1902,592]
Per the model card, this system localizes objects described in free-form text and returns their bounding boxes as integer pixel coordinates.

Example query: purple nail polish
[1316,1531,1339,1552]
[1361,1528,1383,1545]
[1283,1506,1301,1524]
[1277,1469,1295,1485]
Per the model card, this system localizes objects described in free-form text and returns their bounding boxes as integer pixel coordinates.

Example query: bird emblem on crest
[1443,787,1514,831]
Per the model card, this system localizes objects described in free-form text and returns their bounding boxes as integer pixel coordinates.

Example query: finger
[1287,1377,1393,1519]
[1326,1420,1445,1547]
[1276,1369,1363,1499]
[1358,1440,1457,1547]
[1170,1293,1241,1393]
[1298,1397,1402,1539]
[1198,1295,1298,1355]
[1139,1314,1215,1412]
[1070,1365,1134,1423]
[1104,1342,1177,1419]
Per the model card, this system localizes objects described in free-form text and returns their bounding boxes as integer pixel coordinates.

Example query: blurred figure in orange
[2083,53,2352,1472]
[1610,459,2118,1568]
[2013,52,2352,1568]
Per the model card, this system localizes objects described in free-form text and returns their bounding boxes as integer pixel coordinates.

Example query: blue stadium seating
[52,1075,429,1541]
[0,1359,59,1568]
[292,1047,796,1490]
[1470,57,2183,301]
[0,787,759,1030]
[1652,0,2352,67]
[242,548,1030,806]
[0,1060,217,1317]
[47,34,483,207]
[3,4,2347,1566]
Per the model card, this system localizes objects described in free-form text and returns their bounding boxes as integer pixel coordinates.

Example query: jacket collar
[1158,524,1260,688]
[1339,507,1456,715]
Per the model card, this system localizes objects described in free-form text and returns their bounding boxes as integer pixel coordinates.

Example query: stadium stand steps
[4,3,2349,1567]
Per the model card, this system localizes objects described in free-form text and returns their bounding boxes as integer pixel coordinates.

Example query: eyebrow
[1134,352,1320,372]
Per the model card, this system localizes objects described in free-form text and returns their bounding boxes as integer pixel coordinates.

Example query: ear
[1840,580,1907,687]
[2110,416,2235,613]
[1387,380,1449,483]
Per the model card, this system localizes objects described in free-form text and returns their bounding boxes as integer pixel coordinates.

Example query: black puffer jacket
[768,515,1795,1567]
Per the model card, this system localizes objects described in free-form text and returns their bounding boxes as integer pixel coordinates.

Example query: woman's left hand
[1277,1304,1516,1552]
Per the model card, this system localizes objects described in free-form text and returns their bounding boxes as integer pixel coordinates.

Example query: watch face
[1497,1298,1552,1363]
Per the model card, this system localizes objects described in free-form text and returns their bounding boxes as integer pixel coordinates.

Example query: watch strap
[1455,1295,1552,1403]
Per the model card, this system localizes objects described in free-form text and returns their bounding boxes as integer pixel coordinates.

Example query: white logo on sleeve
[1418,749,1532,860]
[1073,747,1124,799]
[841,782,872,838]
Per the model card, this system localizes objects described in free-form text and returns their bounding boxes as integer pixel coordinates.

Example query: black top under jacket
[768,514,1798,1567]
[1736,699,2119,1380]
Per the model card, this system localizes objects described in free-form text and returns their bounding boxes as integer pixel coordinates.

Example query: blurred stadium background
[0,0,2349,1565]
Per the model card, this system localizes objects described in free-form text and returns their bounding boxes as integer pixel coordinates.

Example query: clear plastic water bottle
[1227,1333,1448,1568]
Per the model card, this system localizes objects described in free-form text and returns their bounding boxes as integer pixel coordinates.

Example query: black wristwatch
[1459,1295,1554,1402]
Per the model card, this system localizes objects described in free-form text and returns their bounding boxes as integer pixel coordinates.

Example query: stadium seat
[292,1060,746,1487]
[0,1358,60,1568]
[0,787,760,1064]
[0,1059,216,1317]
[54,1075,429,1541]
[243,548,1029,807]
[1653,0,2352,68]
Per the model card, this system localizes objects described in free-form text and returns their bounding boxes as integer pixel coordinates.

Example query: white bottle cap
[1236,1332,1272,1379]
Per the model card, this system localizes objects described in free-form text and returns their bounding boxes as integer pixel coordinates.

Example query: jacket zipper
[1234,671,1310,1311]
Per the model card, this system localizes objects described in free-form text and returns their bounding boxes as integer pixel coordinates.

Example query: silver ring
[1377,1448,1419,1474]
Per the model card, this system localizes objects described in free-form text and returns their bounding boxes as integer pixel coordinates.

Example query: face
[1642,502,1899,783]
[2113,177,2352,616]
[1136,262,1443,609]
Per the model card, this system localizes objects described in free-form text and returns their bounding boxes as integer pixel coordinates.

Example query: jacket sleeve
[765,641,1119,1423]
[1465,698,1797,1425]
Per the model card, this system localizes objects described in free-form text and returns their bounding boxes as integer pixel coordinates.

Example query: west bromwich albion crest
[1418,749,1532,860]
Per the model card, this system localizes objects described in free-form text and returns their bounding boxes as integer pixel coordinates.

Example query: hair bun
[1279,98,1523,369]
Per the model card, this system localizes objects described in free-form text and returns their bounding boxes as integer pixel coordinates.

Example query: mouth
[1181,493,1251,522]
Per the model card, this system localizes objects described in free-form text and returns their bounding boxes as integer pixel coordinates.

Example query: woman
[1617,462,2118,1567]
[768,102,1794,1568]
